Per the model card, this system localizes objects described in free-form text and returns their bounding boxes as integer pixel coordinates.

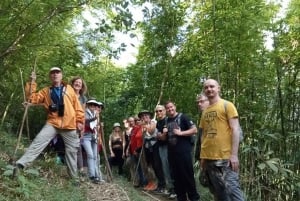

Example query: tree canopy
[0,0,299,200]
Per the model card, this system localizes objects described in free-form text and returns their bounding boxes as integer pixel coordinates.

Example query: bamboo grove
[0,0,299,200]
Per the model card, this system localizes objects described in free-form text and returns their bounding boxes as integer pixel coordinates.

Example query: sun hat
[113,122,121,128]
[138,110,153,119]
[86,99,99,105]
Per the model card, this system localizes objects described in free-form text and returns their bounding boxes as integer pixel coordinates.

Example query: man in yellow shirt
[200,79,244,201]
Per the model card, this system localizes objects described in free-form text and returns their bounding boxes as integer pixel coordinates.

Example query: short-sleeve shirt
[167,113,195,153]
[200,99,238,160]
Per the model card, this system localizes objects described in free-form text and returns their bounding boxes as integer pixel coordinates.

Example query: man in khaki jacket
[14,67,84,182]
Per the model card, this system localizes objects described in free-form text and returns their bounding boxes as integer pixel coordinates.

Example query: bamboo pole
[99,120,113,182]
[13,58,37,157]
[19,68,30,140]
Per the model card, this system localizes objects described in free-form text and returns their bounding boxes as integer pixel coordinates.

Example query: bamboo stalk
[99,120,113,182]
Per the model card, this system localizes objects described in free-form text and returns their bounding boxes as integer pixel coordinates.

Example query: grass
[0,129,214,201]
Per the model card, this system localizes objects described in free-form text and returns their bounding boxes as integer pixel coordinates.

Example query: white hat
[49,67,62,72]
[113,122,121,128]
[97,101,104,109]
[86,99,99,105]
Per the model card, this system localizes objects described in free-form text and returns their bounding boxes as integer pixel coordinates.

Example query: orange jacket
[25,81,84,130]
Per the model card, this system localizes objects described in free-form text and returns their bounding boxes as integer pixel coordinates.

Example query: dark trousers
[108,148,124,174]
[169,150,200,201]
[144,143,166,188]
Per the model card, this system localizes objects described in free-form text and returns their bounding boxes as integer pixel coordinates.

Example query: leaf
[24,168,40,176]
[258,163,266,170]
[3,169,13,176]
[266,159,279,173]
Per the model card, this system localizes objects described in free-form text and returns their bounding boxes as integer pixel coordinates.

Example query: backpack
[165,113,195,145]
[223,100,244,143]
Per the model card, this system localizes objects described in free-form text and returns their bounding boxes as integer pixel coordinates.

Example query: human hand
[173,128,182,136]
[77,122,83,131]
[30,71,36,81]
[229,155,239,172]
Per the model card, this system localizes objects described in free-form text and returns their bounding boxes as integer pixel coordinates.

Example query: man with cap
[108,122,125,175]
[13,67,84,183]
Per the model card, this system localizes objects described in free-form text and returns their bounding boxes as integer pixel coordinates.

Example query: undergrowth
[0,130,86,201]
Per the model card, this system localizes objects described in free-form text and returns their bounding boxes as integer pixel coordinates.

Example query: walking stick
[19,68,30,141]
[99,120,113,182]
[14,59,37,158]
[133,142,144,186]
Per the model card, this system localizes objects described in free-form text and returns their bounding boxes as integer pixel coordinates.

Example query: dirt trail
[85,182,131,201]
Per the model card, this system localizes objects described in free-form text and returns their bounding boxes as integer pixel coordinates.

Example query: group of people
[108,79,245,201]
[13,67,105,185]
[12,65,245,201]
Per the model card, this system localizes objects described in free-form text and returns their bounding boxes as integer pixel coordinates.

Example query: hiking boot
[12,164,24,178]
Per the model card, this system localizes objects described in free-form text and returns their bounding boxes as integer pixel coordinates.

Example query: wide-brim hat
[138,110,153,119]
[86,99,99,106]
[113,122,121,128]
[97,101,104,109]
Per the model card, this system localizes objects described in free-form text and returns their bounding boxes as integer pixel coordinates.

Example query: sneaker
[168,193,177,199]
[143,183,152,191]
[148,183,157,191]
[162,189,169,196]
[153,187,164,194]
[143,181,156,191]
[92,177,100,184]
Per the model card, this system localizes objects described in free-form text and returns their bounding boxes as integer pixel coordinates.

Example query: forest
[0,0,299,200]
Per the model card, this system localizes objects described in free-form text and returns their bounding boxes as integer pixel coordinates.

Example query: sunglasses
[155,110,163,113]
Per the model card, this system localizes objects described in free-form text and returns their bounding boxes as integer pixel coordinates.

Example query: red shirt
[129,125,143,154]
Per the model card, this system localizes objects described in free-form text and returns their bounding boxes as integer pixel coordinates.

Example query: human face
[141,114,151,123]
[155,107,166,120]
[49,70,62,86]
[165,102,177,118]
[72,79,82,93]
[114,126,121,133]
[203,79,220,99]
[127,117,135,127]
[197,96,209,112]
[88,104,97,111]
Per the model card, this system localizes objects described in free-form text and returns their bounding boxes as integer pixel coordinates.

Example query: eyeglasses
[197,99,208,103]
[155,110,163,113]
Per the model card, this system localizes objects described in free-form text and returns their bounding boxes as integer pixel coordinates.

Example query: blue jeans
[159,144,174,189]
[82,133,99,178]
[204,160,244,201]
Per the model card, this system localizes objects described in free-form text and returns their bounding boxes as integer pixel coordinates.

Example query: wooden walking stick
[19,68,30,141]
[133,142,144,186]
[99,119,113,182]
[14,58,37,158]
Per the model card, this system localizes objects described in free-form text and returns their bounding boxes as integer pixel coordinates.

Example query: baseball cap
[49,67,62,73]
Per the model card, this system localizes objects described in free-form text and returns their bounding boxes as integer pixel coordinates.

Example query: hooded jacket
[25,81,84,130]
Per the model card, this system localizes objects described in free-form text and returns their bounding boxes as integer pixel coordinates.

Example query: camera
[48,104,64,117]
[49,104,58,112]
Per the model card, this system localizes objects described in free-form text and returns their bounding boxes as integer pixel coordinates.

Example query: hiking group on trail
[12,67,245,201]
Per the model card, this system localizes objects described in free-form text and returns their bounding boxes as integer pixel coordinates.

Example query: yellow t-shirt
[200,99,238,160]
